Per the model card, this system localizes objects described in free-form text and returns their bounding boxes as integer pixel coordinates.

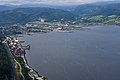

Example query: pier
[22,45,31,50]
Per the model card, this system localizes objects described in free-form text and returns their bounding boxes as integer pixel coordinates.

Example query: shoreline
[5,36,48,80]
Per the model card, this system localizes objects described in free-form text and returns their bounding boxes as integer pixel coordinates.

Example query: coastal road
[14,58,25,80]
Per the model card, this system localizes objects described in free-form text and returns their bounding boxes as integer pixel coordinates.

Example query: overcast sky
[0,0,118,5]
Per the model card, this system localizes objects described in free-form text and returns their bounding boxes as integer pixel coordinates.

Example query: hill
[73,3,120,16]
[0,5,14,11]
[0,4,78,12]
[0,1,120,25]
[0,7,76,25]
[0,36,15,80]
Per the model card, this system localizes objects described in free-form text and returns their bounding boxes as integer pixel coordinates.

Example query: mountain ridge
[0,7,76,25]
[0,1,120,25]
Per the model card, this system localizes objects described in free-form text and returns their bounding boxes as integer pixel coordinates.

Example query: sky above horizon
[0,0,118,5]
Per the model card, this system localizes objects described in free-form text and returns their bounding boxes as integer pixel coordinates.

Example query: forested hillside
[0,36,14,80]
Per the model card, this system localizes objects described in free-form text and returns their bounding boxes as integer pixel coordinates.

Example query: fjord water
[19,26,120,80]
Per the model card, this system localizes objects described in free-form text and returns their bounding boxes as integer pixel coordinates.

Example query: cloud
[0,0,117,4]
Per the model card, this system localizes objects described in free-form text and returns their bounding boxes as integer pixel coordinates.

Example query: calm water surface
[18,26,120,80]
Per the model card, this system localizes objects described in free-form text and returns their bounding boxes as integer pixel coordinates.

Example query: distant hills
[0,7,76,25]
[0,1,120,25]
[0,5,14,11]
[0,3,78,11]
[73,3,120,16]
